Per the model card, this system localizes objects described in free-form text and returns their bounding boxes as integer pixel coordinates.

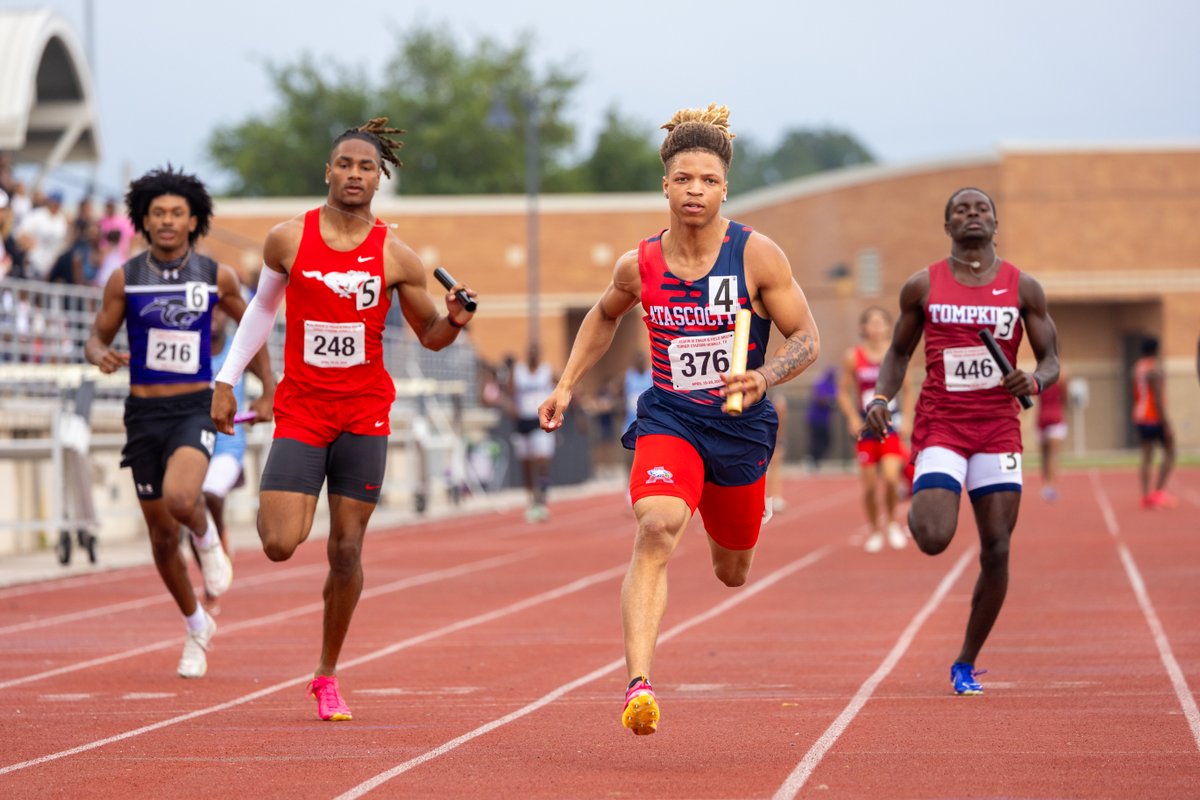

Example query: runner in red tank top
[1130,338,1176,508]
[837,307,908,552]
[1036,368,1068,502]
[211,119,477,721]
[864,188,1059,696]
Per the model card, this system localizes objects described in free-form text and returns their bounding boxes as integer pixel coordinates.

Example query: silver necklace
[145,248,190,281]
[949,252,998,271]
[322,202,390,229]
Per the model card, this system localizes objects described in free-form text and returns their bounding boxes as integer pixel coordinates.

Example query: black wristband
[447,315,466,330]
[867,396,889,411]
[1032,375,1042,395]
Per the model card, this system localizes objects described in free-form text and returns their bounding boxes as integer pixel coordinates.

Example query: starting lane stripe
[772,547,976,800]
[332,545,834,800]
[0,562,627,777]
[0,551,529,691]
[1089,471,1200,752]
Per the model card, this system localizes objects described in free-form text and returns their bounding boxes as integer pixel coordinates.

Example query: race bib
[943,345,1001,392]
[147,328,200,374]
[303,321,365,368]
[668,332,733,391]
[184,281,210,311]
[998,452,1021,473]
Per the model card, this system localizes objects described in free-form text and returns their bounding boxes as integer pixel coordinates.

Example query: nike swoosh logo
[357,256,375,263]
[992,288,1008,295]
[365,484,381,490]
[374,420,385,428]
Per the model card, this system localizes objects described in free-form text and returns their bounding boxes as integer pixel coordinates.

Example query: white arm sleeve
[215,266,287,386]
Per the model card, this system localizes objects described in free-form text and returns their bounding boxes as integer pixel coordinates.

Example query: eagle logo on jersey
[301,269,372,299]
[645,466,674,484]
[138,297,203,330]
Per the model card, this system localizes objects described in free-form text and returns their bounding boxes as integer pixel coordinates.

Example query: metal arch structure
[0,9,100,176]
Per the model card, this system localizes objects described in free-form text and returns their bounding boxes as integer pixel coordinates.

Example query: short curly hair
[125,165,213,245]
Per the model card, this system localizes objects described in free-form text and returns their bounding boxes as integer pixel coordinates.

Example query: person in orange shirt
[1131,337,1175,509]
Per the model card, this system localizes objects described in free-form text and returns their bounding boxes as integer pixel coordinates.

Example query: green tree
[571,107,664,192]
[728,128,875,194]
[207,26,582,196]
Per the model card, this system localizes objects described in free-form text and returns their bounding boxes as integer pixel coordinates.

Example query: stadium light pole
[488,89,540,350]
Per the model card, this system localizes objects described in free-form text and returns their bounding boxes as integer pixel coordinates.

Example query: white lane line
[0,567,152,600]
[0,551,529,690]
[0,563,626,777]
[1090,470,1200,752]
[772,547,976,800]
[0,563,330,636]
[332,545,834,800]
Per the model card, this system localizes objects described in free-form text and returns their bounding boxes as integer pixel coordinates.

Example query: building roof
[0,8,100,164]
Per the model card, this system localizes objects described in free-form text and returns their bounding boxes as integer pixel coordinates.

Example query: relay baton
[978,329,1034,410]
[233,411,257,424]
[433,267,477,313]
[725,308,754,415]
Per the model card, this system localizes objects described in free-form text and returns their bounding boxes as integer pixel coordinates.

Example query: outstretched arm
[540,251,641,432]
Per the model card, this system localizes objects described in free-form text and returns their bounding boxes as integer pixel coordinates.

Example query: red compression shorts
[856,431,905,466]
[628,434,766,551]
[272,378,394,448]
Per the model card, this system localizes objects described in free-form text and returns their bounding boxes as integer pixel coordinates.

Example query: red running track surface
[0,468,1197,799]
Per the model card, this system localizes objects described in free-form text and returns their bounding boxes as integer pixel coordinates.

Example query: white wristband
[215,266,287,386]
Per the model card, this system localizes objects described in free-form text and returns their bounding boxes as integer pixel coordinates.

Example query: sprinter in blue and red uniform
[539,104,820,736]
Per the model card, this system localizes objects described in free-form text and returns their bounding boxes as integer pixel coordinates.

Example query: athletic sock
[185,606,209,632]
[190,516,218,550]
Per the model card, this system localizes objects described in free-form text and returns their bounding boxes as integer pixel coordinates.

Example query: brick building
[205,144,1200,455]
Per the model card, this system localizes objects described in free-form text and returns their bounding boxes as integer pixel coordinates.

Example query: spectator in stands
[99,196,135,260]
[806,365,839,466]
[8,181,32,230]
[17,189,69,281]
[92,228,124,288]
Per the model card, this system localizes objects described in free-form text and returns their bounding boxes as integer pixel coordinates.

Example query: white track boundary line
[0,563,626,777]
[0,551,529,691]
[772,547,976,800]
[1089,470,1200,751]
[333,545,834,800]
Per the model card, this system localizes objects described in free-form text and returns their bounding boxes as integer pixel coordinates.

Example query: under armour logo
[136,482,154,495]
[201,430,216,454]
[645,466,674,484]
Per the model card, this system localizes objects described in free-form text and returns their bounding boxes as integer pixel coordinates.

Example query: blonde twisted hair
[660,103,735,169]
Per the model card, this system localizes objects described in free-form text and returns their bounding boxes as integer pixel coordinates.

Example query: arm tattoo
[758,331,818,388]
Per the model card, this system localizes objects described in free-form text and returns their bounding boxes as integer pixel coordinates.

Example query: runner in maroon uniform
[837,306,908,552]
[539,105,820,735]
[211,119,476,721]
[1035,370,1067,502]
[865,187,1059,695]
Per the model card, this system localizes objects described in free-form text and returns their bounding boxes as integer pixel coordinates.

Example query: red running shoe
[308,675,352,721]
[621,676,659,735]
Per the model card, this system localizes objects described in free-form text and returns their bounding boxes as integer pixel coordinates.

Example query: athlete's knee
[147,523,182,561]
[633,515,680,562]
[907,509,954,555]
[327,534,364,578]
[979,535,1011,572]
[161,489,197,524]
[258,517,299,562]
[713,560,750,587]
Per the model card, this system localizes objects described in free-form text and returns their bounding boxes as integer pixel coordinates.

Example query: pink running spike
[308,675,352,721]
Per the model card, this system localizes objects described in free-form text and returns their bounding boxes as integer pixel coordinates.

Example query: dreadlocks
[125,165,213,245]
[331,117,406,178]
[660,103,736,170]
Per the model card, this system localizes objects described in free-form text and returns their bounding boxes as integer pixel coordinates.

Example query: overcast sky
[10,0,1200,199]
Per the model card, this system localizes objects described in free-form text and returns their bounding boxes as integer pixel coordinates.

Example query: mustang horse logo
[301,269,371,299]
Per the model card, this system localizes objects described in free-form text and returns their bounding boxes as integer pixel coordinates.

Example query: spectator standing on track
[85,166,276,679]
[805,365,838,467]
[539,104,820,735]
[510,342,557,522]
[211,118,476,722]
[838,306,908,552]
[1131,337,1176,509]
[865,187,1059,696]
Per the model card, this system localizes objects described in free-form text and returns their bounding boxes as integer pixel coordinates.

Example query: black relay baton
[434,267,477,313]
[978,328,1033,410]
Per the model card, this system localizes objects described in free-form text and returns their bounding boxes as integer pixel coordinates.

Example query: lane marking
[1090,470,1200,752]
[0,563,626,777]
[332,546,833,800]
[772,547,976,800]
[0,552,529,690]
